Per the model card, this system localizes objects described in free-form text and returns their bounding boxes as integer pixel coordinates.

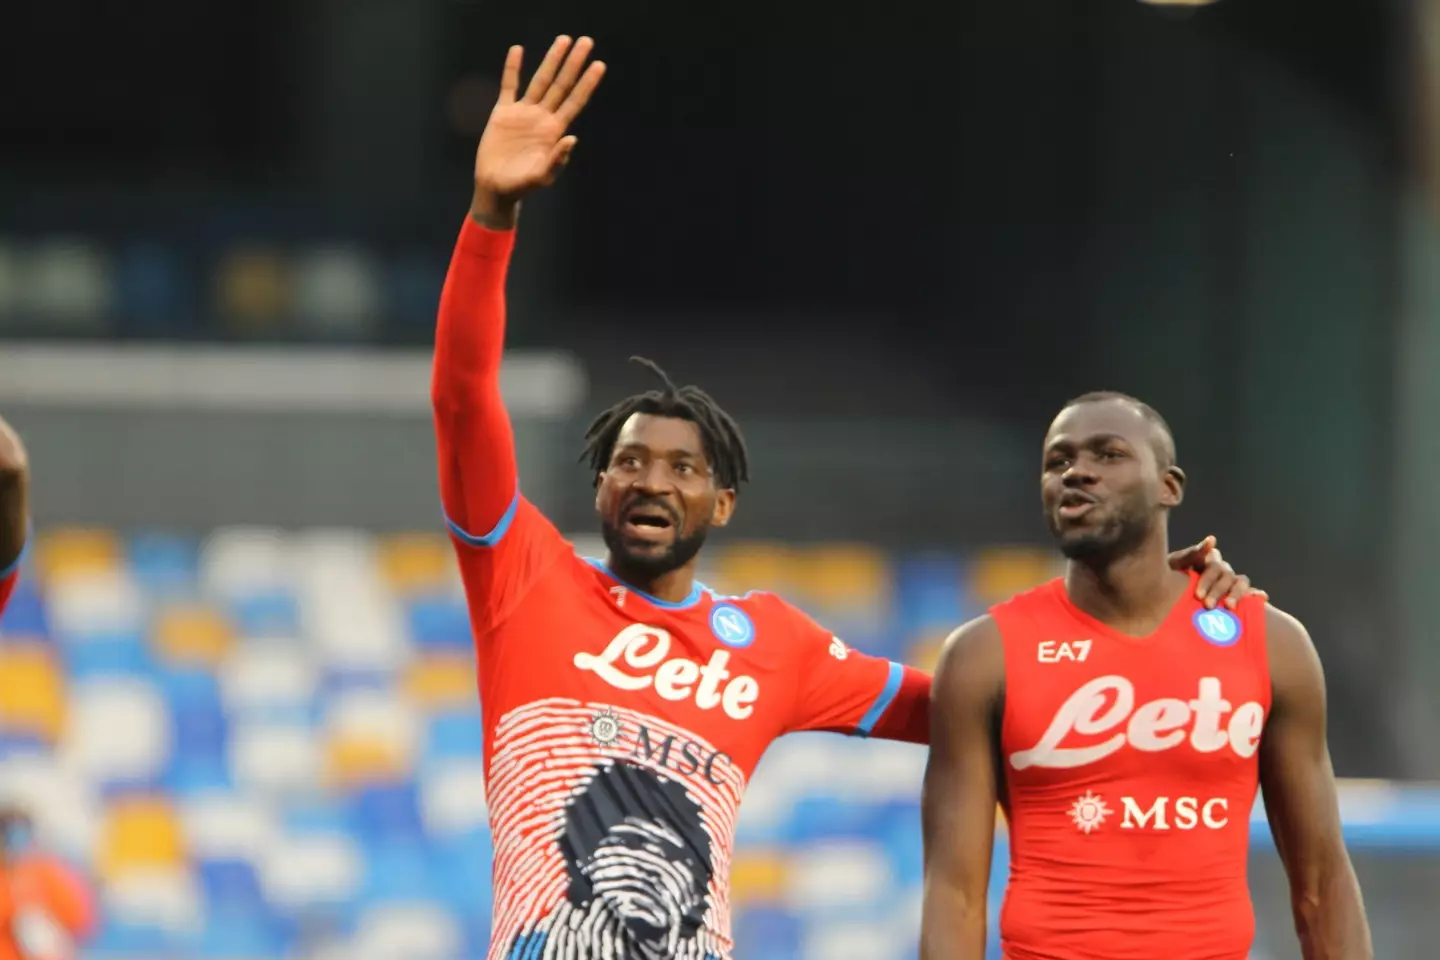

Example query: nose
[1062,461,1097,487]
[632,460,670,494]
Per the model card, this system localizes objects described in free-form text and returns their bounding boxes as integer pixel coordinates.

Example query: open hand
[473,35,605,218]
[1167,535,1268,610]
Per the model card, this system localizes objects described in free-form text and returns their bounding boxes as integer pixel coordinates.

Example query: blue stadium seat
[0,577,50,640]
[892,552,967,634]
[405,595,473,652]
[432,829,494,917]
[351,782,425,843]
[197,907,291,959]
[115,245,186,333]
[127,532,201,597]
[62,632,153,679]
[227,589,301,638]
[385,254,446,332]
[733,906,804,960]
[355,841,442,909]
[423,710,485,765]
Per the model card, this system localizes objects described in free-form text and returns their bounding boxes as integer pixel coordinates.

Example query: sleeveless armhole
[1241,594,1273,710]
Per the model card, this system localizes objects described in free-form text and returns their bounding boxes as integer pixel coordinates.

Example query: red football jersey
[432,215,926,960]
[0,568,15,621]
[992,572,1270,960]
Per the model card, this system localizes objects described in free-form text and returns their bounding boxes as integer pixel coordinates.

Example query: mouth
[620,504,677,542]
[1056,491,1099,520]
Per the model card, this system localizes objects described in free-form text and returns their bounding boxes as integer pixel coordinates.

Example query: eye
[1045,456,1070,471]
[616,456,641,469]
[674,462,695,475]
[1099,449,1126,461]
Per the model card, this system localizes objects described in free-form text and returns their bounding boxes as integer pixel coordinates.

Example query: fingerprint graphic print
[487,698,746,960]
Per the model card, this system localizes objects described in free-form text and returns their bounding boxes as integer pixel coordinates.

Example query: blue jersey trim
[582,557,705,609]
[445,492,519,548]
[854,660,905,737]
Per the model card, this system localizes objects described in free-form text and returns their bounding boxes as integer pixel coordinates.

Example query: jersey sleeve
[432,216,567,634]
[782,604,931,743]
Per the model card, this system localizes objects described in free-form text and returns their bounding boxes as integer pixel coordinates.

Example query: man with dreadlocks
[432,36,1261,960]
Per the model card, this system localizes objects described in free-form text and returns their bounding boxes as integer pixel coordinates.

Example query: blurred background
[0,0,1437,956]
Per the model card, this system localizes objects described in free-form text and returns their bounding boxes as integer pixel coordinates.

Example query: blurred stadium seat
[0,526,1435,958]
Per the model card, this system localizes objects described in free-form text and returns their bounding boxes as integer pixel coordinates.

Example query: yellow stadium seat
[34,528,120,583]
[153,603,234,668]
[970,546,1062,607]
[710,542,795,596]
[326,736,408,790]
[906,630,950,674]
[100,797,185,881]
[730,850,789,907]
[404,656,475,711]
[791,542,890,613]
[0,646,65,743]
[215,249,291,331]
[378,533,454,594]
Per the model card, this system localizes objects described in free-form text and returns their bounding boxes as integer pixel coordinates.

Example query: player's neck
[1064,536,1187,630]
[603,553,699,604]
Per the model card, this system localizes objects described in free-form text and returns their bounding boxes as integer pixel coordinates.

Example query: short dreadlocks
[580,357,750,490]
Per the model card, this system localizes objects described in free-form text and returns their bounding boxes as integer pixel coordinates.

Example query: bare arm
[1260,605,1372,959]
[920,615,1006,959]
[0,416,29,571]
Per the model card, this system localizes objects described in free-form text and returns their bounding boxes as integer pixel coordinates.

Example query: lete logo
[574,624,761,720]
[1009,675,1266,770]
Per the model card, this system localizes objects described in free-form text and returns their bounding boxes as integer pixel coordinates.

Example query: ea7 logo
[1038,639,1092,663]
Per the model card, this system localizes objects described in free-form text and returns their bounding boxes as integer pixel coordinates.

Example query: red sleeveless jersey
[991,572,1270,960]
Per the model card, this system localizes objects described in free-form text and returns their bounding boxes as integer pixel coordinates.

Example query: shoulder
[933,614,1005,700]
[987,576,1065,621]
[1262,603,1327,701]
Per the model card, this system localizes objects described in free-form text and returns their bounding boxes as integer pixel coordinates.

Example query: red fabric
[433,217,924,958]
[991,571,1271,960]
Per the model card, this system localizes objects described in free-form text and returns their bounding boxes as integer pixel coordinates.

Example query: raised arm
[1260,605,1372,960]
[920,615,1006,959]
[433,36,605,542]
[0,416,28,589]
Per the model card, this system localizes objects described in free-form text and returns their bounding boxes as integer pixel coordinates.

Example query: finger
[542,36,595,112]
[541,136,579,185]
[1224,576,1252,609]
[1195,566,1221,603]
[556,60,607,126]
[497,45,523,105]
[522,35,573,103]
[550,135,578,168]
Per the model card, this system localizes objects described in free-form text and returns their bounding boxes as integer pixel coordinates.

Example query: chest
[482,573,793,770]
[1002,631,1269,785]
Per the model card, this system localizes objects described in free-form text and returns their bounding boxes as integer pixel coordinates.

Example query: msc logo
[574,624,761,720]
[829,637,849,661]
[1121,795,1231,831]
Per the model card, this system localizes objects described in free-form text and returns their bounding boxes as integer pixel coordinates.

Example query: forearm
[919,883,987,959]
[431,195,522,535]
[1294,864,1372,960]
[0,418,29,569]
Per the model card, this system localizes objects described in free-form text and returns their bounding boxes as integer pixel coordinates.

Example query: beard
[1048,497,1153,564]
[601,517,710,579]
